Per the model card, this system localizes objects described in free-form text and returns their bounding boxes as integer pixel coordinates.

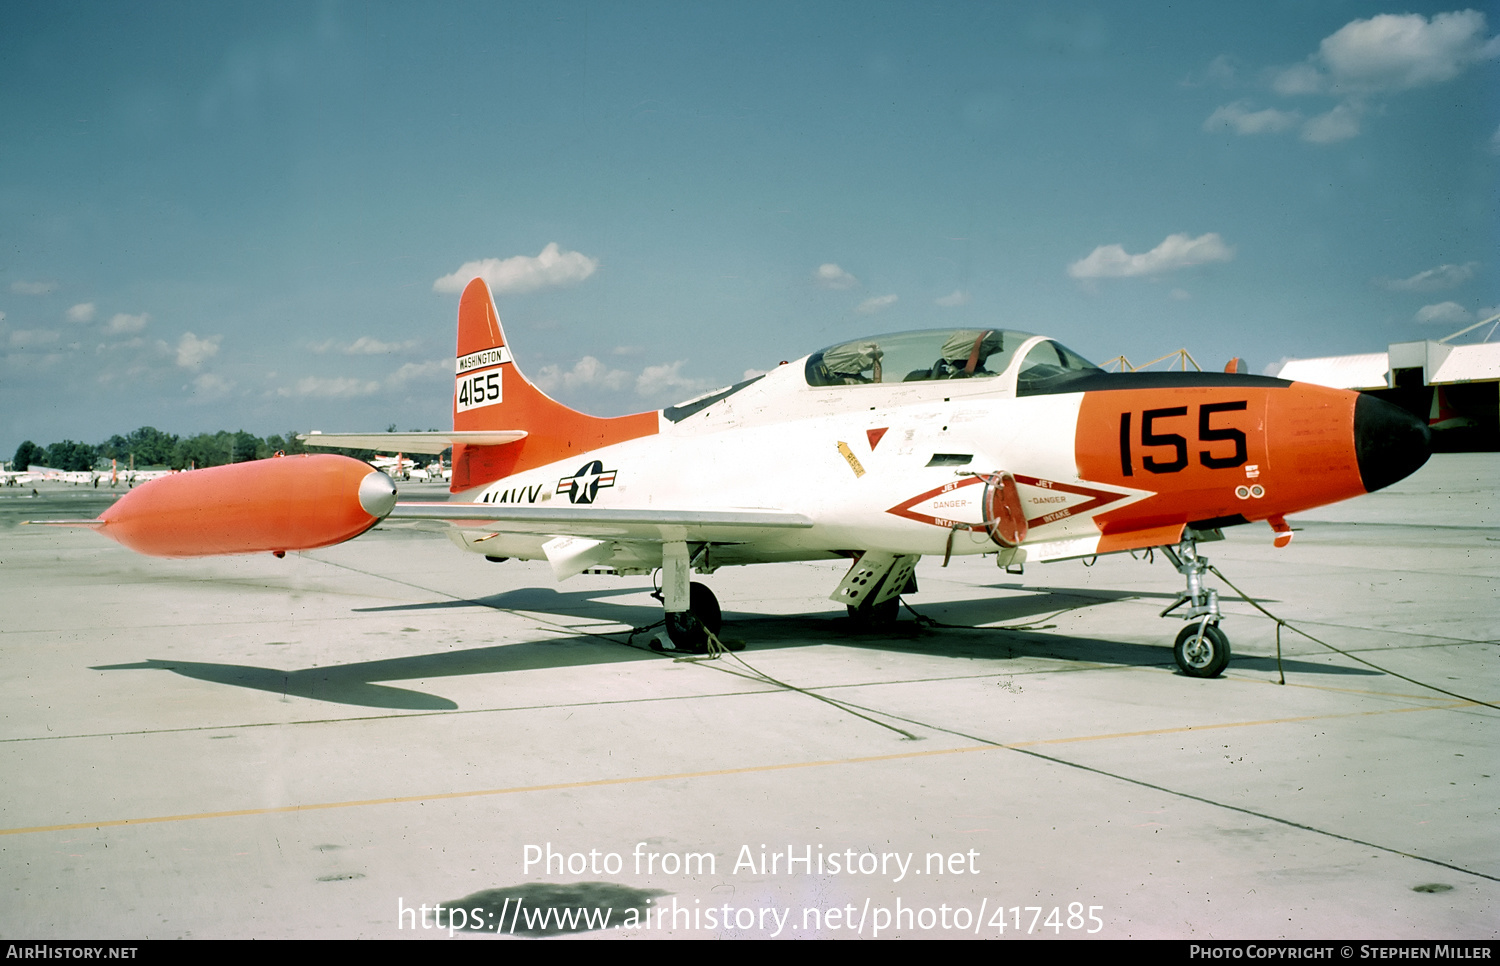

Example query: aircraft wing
[298,431,526,454]
[387,502,815,579]
[385,502,814,539]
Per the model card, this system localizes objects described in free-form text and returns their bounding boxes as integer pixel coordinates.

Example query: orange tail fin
[450,278,658,492]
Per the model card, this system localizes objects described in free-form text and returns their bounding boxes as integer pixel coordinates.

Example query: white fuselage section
[448,342,1148,572]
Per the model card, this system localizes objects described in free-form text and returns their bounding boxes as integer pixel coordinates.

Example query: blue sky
[3,1,1496,457]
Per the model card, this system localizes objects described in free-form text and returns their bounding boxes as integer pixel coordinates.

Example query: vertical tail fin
[449,278,658,492]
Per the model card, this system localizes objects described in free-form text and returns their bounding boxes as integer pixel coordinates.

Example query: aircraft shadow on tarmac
[89,585,1376,710]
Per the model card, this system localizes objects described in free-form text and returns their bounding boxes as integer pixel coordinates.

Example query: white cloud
[1414,301,1471,326]
[305,336,417,355]
[1300,103,1361,144]
[636,360,710,399]
[1068,232,1234,280]
[1169,288,1192,301]
[67,302,96,323]
[343,336,417,355]
[533,356,632,394]
[532,355,713,401]
[1274,11,1498,95]
[1322,11,1496,93]
[1263,356,1294,378]
[1271,63,1327,96]
[386,359,449,388]
[935,289,971,307]
[176,332,221,369]
[1381,262,1479,291]
[190,373,234,398]
[277,376,383,398]
[856,293,899,314]
[107,312,149,334]
[10,280,57,296]
[272,360,446,399]
[1490,124,1500,155]
[1184,54,1239,87]
[9,329,59,349]
[1237,13,1500,145]
[815,263,858,289]
[1203,101,1301,135]
[433,243,599,295]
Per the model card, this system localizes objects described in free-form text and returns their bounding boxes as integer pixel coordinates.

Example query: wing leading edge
[386,502,815,580]
[386,502,813,539]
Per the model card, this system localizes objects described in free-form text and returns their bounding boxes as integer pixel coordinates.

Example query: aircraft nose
[1353,393,1431,493]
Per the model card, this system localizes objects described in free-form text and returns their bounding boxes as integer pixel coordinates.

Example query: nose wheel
[1173,622,1230,678]
[1161,537,1231,678]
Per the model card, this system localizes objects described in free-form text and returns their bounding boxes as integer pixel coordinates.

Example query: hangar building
[1275,319,1500,451]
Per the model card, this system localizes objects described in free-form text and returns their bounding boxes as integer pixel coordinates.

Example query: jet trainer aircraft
[46,278,1432,677]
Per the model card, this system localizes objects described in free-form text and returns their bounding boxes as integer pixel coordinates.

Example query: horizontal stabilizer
[299,431,526,454]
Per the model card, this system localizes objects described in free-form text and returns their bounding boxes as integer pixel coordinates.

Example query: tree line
[15,427,325,473]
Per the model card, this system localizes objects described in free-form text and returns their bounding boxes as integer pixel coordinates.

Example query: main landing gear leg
[1160,536,1230,678]
[656,540,726,654]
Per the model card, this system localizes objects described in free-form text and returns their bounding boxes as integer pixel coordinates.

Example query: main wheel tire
[847,594,900,628]
[689,582,722,634]
[665,612,708,653]
[1174,623,1230,678]
[663,583,723,653]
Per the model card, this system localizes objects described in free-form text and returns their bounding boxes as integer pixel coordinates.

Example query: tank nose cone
[1354,393,1431,493]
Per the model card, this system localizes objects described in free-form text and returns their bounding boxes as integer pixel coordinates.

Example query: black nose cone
[1354,393,1432,493]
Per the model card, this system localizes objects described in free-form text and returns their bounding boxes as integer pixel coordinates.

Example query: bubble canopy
[804,328,1102,394]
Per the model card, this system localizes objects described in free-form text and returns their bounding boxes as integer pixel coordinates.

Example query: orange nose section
[1258,381,1366,516]
[98,454,397,557]
[1259,384,1429,510]
[1076,378,1429,536]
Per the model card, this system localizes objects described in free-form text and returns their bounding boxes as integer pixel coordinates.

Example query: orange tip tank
[94,454,397,558]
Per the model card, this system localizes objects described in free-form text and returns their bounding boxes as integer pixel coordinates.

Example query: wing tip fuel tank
[95,454,396,558]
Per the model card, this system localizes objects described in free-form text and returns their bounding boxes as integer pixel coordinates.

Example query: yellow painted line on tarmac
[1244,677,1467,703]
[0,746,990,837]
[1015,699,1474,746]
[1,698,1473,838]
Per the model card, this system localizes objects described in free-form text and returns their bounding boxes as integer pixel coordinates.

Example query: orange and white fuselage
[43,276,1429,669]
[437,277,1422,574]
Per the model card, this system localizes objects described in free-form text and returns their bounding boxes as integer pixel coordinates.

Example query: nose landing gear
[1160,537,1231,678]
